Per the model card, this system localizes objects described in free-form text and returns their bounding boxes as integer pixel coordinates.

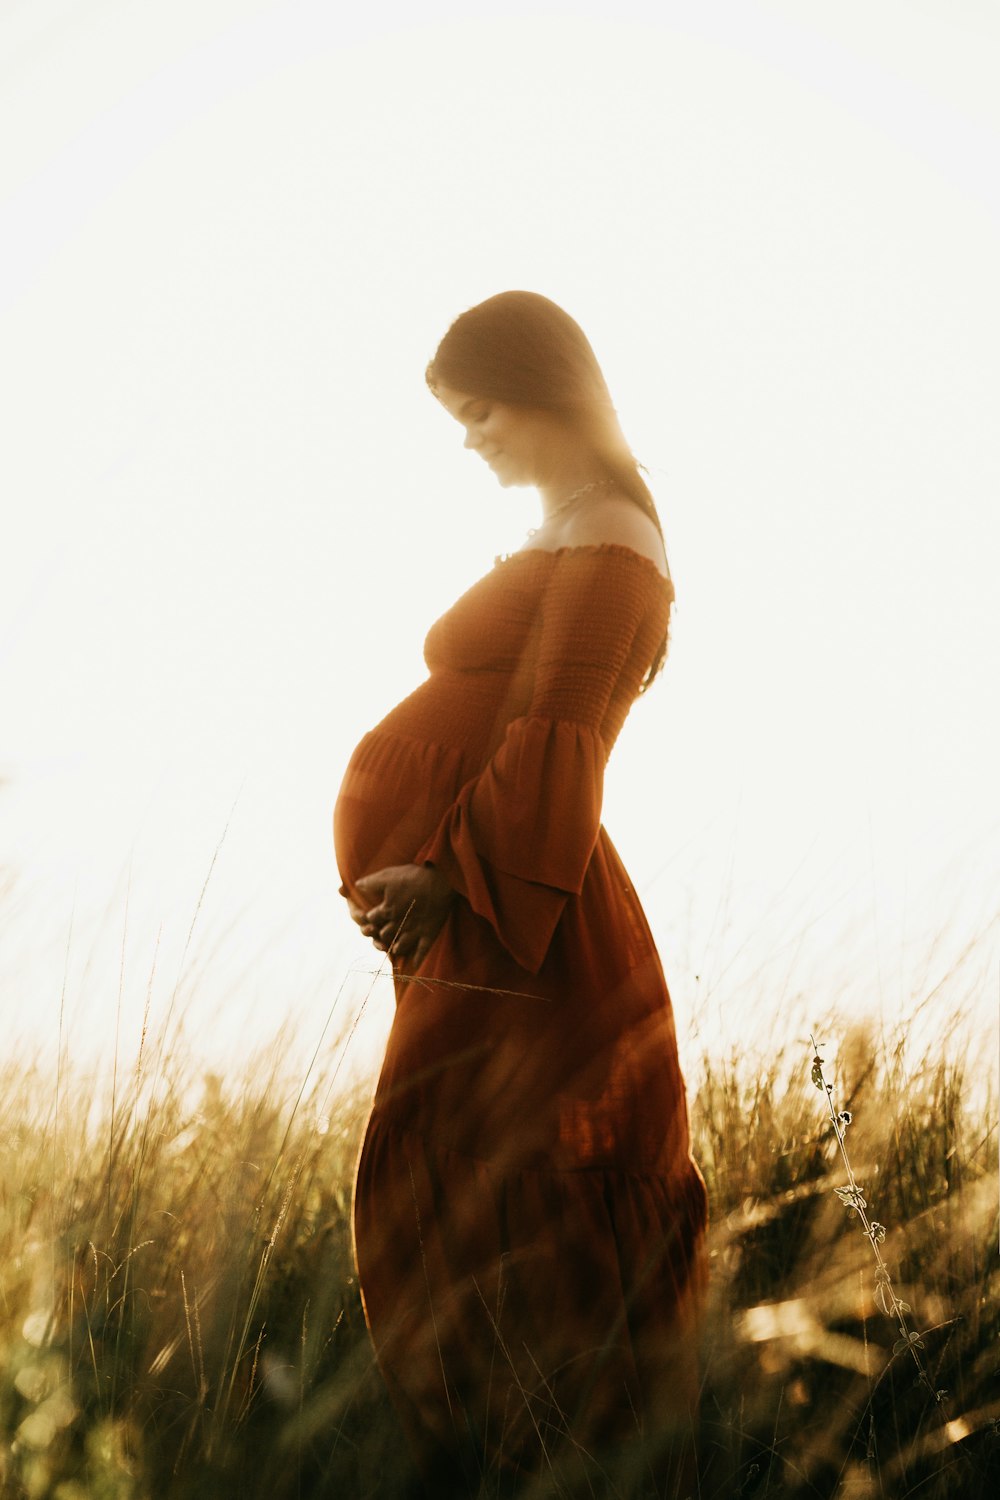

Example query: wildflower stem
[809,1035,945,1404]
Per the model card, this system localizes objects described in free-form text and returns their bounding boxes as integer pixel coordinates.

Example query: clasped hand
[347,863,454,968]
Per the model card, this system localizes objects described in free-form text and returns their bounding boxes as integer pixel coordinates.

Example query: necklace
[525,477,617,539]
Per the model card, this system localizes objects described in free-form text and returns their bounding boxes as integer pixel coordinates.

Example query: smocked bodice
[372,544,672,767]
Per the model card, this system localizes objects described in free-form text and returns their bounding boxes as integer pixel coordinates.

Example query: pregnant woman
[334,291,707,1498]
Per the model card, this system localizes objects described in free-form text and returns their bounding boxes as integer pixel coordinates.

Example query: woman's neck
[537,468,613,521]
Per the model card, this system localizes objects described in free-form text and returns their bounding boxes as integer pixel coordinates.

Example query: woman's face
[435,384,565,489]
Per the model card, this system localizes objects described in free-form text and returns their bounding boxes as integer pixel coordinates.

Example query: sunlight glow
[2,0,997,1074]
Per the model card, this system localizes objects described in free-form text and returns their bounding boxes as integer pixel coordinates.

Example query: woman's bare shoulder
[561,491,669,577]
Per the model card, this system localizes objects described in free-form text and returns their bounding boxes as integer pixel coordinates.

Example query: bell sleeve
[414,547,669,974]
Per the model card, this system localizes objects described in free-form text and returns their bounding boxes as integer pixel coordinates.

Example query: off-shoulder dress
[333,543,707,1491]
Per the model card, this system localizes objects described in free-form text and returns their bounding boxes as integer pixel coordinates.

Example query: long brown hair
[426,290,669,688]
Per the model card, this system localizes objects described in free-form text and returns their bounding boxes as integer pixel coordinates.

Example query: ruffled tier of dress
[354,1116,707,1481]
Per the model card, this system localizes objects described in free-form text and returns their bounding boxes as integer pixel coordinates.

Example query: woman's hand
[350,863,455,968]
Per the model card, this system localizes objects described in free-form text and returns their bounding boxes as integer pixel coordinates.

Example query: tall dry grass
[693,1025,998,1498]
[0,979,996,1497]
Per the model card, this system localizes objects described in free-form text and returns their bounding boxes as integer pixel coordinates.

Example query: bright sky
[2,0,998,1084]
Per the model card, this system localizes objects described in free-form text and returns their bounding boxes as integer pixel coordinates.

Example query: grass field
[0,971,996,1498]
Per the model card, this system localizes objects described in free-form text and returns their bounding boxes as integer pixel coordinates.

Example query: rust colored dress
[334,543,707,1494]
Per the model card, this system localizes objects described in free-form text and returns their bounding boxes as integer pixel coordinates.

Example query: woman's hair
[427,290,669,689]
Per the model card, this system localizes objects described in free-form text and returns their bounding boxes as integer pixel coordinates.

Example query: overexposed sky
[2,0,997,1079]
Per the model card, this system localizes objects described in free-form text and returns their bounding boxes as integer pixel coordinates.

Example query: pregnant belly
[333,729,467,903]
